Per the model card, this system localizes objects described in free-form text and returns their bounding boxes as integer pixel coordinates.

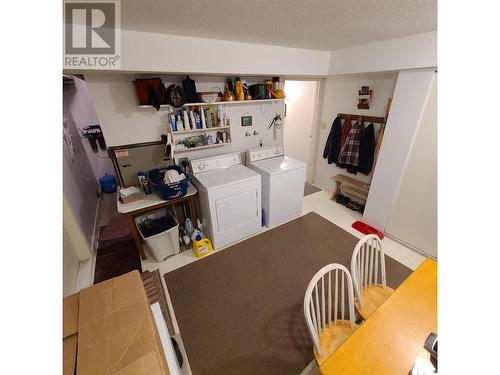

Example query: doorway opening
[283,80,320,184]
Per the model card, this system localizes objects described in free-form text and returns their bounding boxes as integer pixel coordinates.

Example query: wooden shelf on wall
[175,142,229,153]
[337,113,385,124]
[171,126,230,136]
[138,98,284,109]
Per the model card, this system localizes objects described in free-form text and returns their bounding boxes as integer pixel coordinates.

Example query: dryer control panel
[190,152,241,175]
[246,145,284,164]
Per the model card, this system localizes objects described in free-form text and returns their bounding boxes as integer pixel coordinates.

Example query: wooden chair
[351,234,394,320]
[303,263,358,365]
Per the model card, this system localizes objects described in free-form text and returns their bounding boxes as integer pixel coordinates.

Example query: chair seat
[313,320,358,365]
[355,284,394,320]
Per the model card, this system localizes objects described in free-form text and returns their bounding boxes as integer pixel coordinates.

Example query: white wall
[67,29,330,76]
[363,69,435,231]
[329,32,437,75]
[85,73,285,161]
[312,73,397,191]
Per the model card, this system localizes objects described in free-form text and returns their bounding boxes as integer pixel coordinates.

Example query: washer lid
[193,164,260,190]
[251,156,306,175]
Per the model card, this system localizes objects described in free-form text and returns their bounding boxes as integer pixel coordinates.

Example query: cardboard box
[63,293,79,375]
[62,271,169,375]
[119,192,144,204]
[76,270,169,375]
[63,334,78,375]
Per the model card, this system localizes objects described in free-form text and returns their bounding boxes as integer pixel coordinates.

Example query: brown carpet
[93,236,142,284]
[94,214,142,285]
[164,212,412,375]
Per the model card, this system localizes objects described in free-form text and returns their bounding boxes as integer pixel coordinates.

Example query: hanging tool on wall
[160,133,174,160]
[81,125,106,152]
[268,114,283,140]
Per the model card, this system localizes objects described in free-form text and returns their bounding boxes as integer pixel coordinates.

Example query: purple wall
[64,76,115,181]
[63,92,99,247]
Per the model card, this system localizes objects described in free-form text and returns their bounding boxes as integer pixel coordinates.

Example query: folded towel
[163,170,186,184]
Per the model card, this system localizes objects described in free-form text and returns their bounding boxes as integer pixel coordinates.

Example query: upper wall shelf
[137,98,285,109]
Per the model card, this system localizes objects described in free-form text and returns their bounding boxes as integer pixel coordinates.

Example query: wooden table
[117,183,198,259]
[320,259,437,375]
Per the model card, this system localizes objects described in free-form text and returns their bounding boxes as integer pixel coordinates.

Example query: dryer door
[207,177,262,249]
[215,189,258,232]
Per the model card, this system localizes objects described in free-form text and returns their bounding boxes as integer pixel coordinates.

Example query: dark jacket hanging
[358,123,376,175]
[322,116,342,164]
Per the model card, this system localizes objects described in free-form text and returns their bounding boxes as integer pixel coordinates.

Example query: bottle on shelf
[200,107,207,129]
[183,109,190,130]
[234,76,244,101]
[223,82,235,101]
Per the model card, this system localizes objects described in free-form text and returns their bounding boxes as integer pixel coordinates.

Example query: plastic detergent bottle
[234,77,244,101]
[193,234,213,258]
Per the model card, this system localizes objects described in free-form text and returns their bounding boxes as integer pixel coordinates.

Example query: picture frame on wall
[241,115,252,127]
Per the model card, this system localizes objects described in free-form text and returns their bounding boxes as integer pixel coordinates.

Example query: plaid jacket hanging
[337,121,364,167]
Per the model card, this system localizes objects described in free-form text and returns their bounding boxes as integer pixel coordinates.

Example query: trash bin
[135,208,180,262]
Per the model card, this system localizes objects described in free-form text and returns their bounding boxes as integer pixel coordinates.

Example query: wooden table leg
[125,213,147,260]
[331,182,340,200]
[189,196,198,226]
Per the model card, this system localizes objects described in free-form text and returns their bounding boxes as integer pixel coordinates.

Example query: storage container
[135,209,180,262]
[99,174,117,193]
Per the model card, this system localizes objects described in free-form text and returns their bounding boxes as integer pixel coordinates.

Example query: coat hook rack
[337,113,385,124]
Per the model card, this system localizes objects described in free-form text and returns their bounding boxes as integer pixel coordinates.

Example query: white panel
[216,190,258,232]
[363,69,435,231]
[385,74,437,257]
[267,167,306,227]
[150,303,182,375]
[247,145,284,163]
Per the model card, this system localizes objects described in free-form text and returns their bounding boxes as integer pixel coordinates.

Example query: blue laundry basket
[148,166,190,200]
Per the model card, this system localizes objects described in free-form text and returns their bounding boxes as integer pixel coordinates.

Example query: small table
[117,183,199,259]
[320,258,437,375]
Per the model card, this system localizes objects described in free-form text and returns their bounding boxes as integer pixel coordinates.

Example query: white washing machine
[246,145,306,228]
[190,152,262,250]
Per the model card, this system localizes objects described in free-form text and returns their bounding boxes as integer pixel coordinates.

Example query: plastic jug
[193,235,213,258]
[99,174,117,193]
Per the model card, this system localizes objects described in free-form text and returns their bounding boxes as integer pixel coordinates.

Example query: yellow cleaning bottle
[193,234,213,258]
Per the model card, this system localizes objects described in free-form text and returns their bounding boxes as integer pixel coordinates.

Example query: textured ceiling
[121,0,436,50]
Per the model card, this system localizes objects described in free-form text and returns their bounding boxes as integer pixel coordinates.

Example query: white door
[385,73,437,258]
[283,80,319,181]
